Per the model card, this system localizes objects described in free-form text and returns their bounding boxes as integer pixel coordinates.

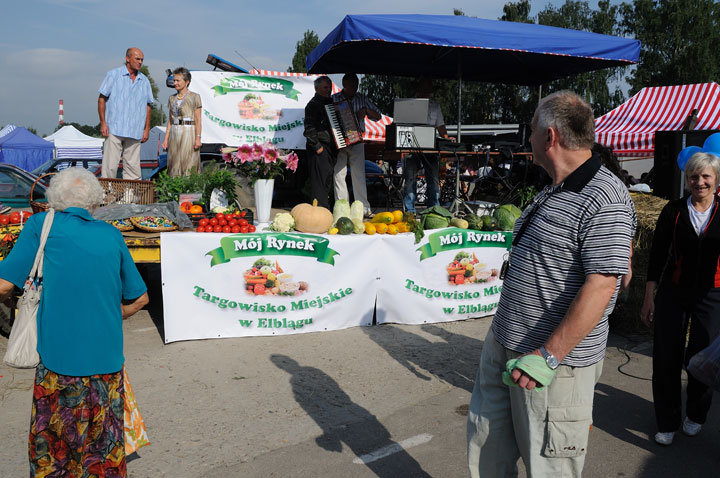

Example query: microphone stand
[447,142,474,216]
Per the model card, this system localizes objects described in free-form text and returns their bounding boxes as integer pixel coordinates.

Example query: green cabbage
[493,208,517,231]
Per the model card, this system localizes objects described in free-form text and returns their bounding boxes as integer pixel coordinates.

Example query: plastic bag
[124,367,150,455]
[687,335,720,391]
[92,201,193,230]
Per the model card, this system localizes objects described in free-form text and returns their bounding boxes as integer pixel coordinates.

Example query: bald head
[125,47,144,74]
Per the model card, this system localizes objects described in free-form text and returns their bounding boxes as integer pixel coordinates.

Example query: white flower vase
[254,178,274,229]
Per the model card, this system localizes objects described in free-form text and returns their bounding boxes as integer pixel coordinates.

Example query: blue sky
[1,0,608,136]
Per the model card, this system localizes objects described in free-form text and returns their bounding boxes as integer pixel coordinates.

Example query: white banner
[189,72,316,148]
[161,232,378,343]
[376,229,511,325]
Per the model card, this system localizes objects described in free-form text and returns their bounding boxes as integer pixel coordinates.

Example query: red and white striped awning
[595,83,720,157]
[250,69,393,142]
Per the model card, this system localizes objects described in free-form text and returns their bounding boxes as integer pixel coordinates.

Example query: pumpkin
[290,199,334,234]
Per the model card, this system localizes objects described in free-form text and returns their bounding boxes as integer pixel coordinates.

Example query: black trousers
[308,146,336,209]
[652,287,718,432]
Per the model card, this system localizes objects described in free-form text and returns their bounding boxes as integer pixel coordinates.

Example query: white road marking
[352,433,433,464]
[133,327,157,332]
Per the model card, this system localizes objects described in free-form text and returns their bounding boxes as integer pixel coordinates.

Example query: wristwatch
[539,346,560,370]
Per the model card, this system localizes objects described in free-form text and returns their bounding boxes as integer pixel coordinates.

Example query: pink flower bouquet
[222,142,298,184]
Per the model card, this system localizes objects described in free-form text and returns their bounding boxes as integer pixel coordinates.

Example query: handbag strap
[27,209,55,282]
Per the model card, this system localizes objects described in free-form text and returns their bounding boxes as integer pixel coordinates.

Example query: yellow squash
[371,212,394,224]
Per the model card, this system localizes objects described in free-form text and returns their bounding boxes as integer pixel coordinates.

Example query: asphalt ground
[1,291,719,477]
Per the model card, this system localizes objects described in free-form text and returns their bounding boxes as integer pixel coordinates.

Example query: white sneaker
[654,431,674,445]
[682,417,702,436]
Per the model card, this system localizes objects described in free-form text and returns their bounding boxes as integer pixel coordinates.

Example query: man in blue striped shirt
[467,91,636,477]
[98,47,154,180]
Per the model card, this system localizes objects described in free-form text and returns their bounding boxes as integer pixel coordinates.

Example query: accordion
[325,100,363,149]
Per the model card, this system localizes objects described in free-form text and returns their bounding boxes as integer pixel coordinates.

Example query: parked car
[31,158,159,180]
[32,158,102,177]
[0,163,49,209]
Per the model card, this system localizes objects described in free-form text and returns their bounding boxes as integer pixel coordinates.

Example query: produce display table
[123,232,161,263]
[160,228,512,343]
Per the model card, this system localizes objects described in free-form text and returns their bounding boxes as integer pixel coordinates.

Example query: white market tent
[0,124,17,138]
[45,125,104,159]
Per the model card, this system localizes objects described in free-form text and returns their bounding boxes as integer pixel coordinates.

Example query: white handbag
[3,209,55,368]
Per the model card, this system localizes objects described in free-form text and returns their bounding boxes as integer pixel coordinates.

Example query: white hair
[46,168,105,211]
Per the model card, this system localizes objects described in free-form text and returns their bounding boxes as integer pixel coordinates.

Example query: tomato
[198,218,209,227]
[0,216,8,225]
[224,214,233,221]
[239,211,247,217]
[253,284,266,295]
[180,201,192,212]
[215,213,225,220]
[20,211,32,220]
[204,226,214,233]
[227,219,237,227]
[197,226,206,233]
[190,205,203,214]
[231,225,241,233]
[222,225,231,233]
[232,210,241,216]
[247,225,256,233]
[213,225,223,233]
[218,219,227,226]
[238,218,248,226]
[209,218,218,226]
[239,225,249,233]
[9,212,21,224]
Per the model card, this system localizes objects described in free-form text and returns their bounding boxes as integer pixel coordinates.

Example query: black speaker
[653,130,720,200]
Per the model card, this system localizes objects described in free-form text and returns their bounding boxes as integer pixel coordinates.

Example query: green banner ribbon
[206,233,339,267]
[416,228,513,261]
[211,75,301,100]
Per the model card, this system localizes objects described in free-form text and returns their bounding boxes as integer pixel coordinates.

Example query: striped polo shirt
[98,65,155,140]
[492,155,636,367]
[331,91,381,134]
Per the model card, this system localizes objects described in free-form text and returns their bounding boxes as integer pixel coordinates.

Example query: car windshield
[31,159,56,176]
[32,160,102,176]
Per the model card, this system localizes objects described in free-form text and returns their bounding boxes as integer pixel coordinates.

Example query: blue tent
[0,127,54,171]
[307,14,640,85]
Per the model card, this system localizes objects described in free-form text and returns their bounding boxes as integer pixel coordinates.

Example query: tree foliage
[288,30,320,73]
[535,1,627,115]
[620,0,720,94]
[140,65,167,128]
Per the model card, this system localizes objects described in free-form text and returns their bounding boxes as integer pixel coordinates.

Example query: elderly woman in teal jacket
[0,168,149,477]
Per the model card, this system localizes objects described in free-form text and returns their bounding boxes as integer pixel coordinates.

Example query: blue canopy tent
[307,14,640,141]
[307,14,640,85]
[0,127,54,171]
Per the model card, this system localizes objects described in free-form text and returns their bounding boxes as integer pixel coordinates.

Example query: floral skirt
[30,363,126,478]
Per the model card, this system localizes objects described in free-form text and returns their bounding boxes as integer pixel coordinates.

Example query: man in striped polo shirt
[332,73,382,216]
[467,91,636,477]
